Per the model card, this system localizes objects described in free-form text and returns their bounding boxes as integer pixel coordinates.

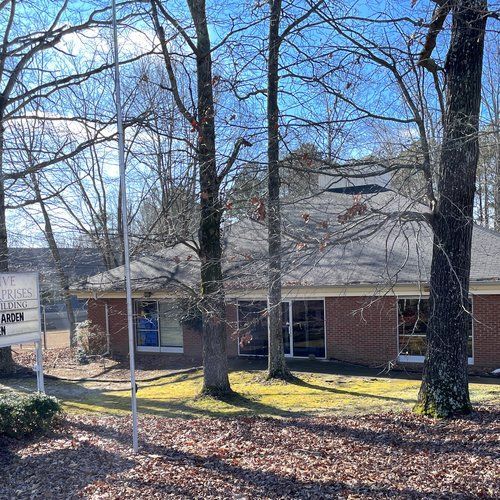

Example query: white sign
[0,273,41,348]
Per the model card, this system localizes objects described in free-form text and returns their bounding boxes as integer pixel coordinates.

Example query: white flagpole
[111,0,139,453]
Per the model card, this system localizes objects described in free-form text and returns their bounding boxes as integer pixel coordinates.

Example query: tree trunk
[31,174,77,349]
[0,115,13,374]
[416,0,487,418]
[495,124,500,230]
[266,0,290,380]
[477,177,484,224]
[188,0,231,396]
[483,175,489,226]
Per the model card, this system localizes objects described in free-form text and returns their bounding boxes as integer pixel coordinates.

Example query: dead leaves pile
[1,407,498,499]
[12,347,76,371]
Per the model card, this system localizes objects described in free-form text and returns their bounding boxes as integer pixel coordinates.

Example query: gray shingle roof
[75,190,500,293]
[9,247,106,279]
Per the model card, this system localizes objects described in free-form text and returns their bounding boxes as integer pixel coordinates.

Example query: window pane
[398,298,473,358]
[398,298,428,356]
[398,298,429,336]
[399,335,427,356]
[136,301,159,347]
[159,302,183,348]
[238,301,268,356]
[292,300,325,357]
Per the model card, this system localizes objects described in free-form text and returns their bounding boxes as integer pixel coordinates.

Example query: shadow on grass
[288,376,413,404]
[0,370,414,419]
[0,375,300,419]
[2,368,496,421]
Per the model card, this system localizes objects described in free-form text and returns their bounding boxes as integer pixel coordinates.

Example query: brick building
[73,188,500,373]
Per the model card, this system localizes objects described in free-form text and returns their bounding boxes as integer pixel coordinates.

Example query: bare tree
[266,0,325,380]
[266,0,290,380]
[478,44,500,229]
[415,0,488,417]
[151,0,251,395]
[0,1,114,371]
[30,172,77,348]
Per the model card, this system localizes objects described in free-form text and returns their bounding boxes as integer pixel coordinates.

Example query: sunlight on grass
[2,370,498,418]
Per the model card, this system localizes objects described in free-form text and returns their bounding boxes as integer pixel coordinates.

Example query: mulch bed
[1,408,498,499]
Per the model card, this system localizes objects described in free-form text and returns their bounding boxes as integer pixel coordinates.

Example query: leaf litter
[0,407,498,499]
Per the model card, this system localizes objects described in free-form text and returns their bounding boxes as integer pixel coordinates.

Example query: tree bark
[416,0,487,418]
[266,0,290,380]
[477,176,484,224]
[483,175,489,226]
[0,113,13,374]
[495,124,500,230]
[187,0,231,396]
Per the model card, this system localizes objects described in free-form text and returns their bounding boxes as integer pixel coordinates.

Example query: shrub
[76,320,107,357]
[75,347,90,365]
[0,393,62,438]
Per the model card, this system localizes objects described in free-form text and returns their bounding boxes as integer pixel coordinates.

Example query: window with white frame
[135,300,183,352]
[237,299,325,358]
[398,298,473,361]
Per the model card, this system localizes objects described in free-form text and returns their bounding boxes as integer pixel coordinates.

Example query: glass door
[291,300,325,358]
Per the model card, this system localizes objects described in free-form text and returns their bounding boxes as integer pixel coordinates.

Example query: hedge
[0,393,62,438]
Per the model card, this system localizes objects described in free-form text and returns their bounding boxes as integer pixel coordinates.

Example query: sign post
[35,340,45,393]
[0,272,44,393]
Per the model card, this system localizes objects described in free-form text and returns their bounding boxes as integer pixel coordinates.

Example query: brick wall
[472,295,500,370]
[87,298,129,357]
[182,325,202,359]
[325,296,398,366]
[87,294,500,370]
[87,298,239,361]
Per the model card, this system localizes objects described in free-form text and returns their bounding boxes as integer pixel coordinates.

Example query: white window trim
[160,346,183,354]
[135,299,184,353]
[136,345,160,353]
[396,296,474,365]
[398,354,475,365]
[137,346,184,353]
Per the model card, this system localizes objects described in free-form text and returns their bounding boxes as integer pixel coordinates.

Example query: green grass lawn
[2,369,499,418]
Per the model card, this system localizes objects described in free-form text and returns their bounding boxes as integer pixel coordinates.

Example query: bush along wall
[0,393,62,438]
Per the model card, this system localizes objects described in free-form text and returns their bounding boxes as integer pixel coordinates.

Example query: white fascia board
[72,281,500,300]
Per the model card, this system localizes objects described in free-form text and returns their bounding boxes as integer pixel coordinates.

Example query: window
[135,300,183,352]
[238,301,268,356]
[291,300,325,358]
[159,302,183,349]
[398,298,473,361]
[136,301,159,347]
[238,299,326,358]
